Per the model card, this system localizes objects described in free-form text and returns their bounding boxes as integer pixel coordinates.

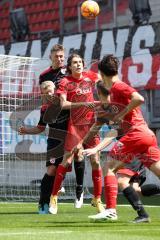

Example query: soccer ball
[81,0,100,20]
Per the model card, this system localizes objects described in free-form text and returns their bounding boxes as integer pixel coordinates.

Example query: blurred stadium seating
[0,0,129,44]
[0,0,159,44]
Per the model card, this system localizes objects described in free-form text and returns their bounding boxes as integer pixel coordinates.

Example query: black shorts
[46,156,63,167]
[129,166,146,186]
[46,138,64,167]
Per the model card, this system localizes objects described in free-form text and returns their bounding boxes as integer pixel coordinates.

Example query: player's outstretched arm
[59,93,97,110]
[83,129,118,156]
[83,122,102,145]
[18,125,45,135]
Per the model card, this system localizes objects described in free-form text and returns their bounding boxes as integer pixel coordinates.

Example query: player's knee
[62,159,72,167]
[132,183,141,193]
[103,167,114,176]
[118,178,128,190]
[104,159,121,172]
[117,175,130,190]
[62,151,73,166]
[90,159,100,169]
[90,155,100,167]
[149,161,160,178]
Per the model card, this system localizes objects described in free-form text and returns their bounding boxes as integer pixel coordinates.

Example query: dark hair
[96,80,109,96]
[98,54,119,76]
[67,53,84,74]
[50,44,65,53]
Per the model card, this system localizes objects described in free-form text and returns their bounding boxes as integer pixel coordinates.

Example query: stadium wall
[0,23,160,90]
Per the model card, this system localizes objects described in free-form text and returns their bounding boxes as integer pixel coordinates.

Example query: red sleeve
[84,70,99,83]
[114,82,137,99]
[56,77,68,96]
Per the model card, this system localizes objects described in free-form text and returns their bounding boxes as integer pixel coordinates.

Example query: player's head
[40,81,55,95]
[98,54,119,77]
[67,53,84,75]
[50,44,65,69]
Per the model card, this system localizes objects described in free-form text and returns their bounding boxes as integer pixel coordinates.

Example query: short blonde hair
[50,44,65,53]
[40,81,55,90]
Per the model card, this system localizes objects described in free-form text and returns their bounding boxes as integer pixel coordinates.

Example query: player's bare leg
[90,152,105,213]
[49,151,74,214]
[149,161,160,178]
[88,158,121,221]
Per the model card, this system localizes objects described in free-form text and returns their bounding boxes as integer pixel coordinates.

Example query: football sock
[123,186,148,217]
[74,160,85,186]
[51,164,67,196]
[141,184,160,196]
[74,160,85,199]
[39,174,55,205]
[92,169,102,199]
[104,175,118,209]
[75,185,83,200]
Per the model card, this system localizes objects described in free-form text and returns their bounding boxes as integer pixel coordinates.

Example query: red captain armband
[37,125,45,131]
[41,103,50,111]
[66,165,72,172]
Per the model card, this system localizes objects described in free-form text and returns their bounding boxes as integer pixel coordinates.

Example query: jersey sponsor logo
[60,68,66,75]
[76,81,93,95]
[83,77,92,82]
[76,87,92,95]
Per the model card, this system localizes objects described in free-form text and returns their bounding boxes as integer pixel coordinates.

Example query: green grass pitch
[0,202,159,240]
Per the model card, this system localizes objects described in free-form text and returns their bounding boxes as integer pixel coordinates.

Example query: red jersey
[56,70,98,125]
[110,81,147,127]
[109,81,160,168]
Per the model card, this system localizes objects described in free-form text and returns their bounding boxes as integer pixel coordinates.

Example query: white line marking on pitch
[0,231,72,236]
[0,228,160,236]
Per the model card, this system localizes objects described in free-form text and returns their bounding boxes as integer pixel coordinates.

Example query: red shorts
[64,124,100,152]
[110,126,160,168]
[117,168,138,177]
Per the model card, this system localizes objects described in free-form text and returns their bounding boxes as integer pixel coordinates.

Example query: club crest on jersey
[49,158,56,164]
[115,141,124,150]
[60,68,66,74]
[110,104,119,114]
